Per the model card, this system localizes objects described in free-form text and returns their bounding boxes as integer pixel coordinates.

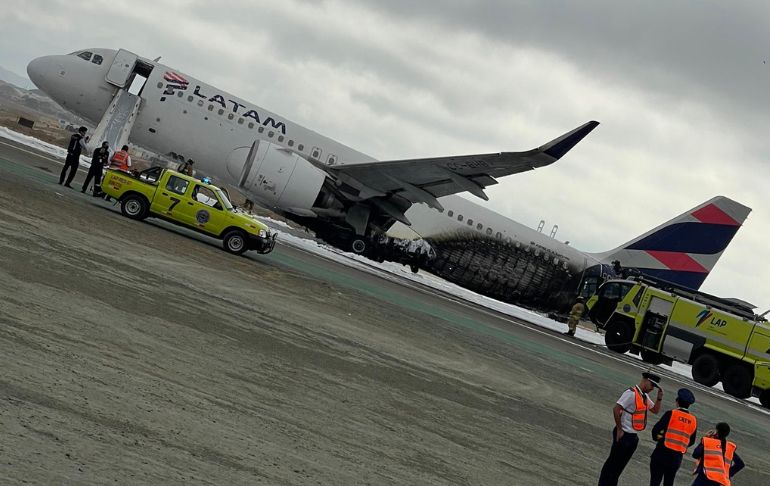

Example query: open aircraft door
[106,49,138,87]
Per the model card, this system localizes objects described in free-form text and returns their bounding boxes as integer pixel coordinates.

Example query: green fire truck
[586,277,770,408]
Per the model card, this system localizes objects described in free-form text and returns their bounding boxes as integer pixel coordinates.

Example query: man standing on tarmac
[649,388,698,486]
[598,372,663,486]
[81,141,110,195]
[563,296,585,337]
[59,126,87,187]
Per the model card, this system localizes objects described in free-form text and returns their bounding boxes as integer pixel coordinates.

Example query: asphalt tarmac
[1,138,768,485]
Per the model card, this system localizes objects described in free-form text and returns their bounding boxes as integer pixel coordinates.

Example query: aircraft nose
[26,55,57,91]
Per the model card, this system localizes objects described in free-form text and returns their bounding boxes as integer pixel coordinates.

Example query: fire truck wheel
[691,353,720,387]
[722,364,753,399]
[604,319,633,354]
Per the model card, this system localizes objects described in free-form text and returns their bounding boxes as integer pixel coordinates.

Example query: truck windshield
[215,189,234,211]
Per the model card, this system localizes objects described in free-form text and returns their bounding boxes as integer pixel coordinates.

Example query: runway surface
[1,138,768,485]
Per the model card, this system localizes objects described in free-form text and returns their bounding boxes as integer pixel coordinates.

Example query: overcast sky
[2,0,769,308]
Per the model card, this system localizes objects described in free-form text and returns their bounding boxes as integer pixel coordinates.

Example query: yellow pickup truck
[101,167,276,255]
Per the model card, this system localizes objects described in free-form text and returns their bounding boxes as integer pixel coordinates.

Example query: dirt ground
[1,139,769,485]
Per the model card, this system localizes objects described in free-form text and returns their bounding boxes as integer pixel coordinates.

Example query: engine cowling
[226,141,326,215]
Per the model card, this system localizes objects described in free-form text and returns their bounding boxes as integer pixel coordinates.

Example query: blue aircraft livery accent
[625,222,740,254]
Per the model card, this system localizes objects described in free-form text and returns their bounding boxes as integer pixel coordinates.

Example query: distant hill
[0,79,88,127]
[0,65,33,90]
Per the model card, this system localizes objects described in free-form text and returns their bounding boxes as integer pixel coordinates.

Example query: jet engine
[226,141,326,216]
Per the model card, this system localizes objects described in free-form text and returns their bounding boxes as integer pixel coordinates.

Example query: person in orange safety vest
[691,422,744,486]
[110,144,132,172]
[649,388,698,486]
[598,372,663,486]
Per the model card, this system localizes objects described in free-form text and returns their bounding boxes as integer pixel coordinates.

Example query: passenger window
[157,82,163,89]
[166,176,189,195]
[77,51,93,61]
[92,54,103,65]
[457,214,463,222]
[227,113,234,120]
[486,228,493,235]
[298,144,304,151]
[207,105,214,111]
[197,100,204,107]
[278,135,284,142]
[192,185,221,209]
[248,122,254,129]
[187,96,194,102]
[258,126,264,133]
[218,108,224,115]
[447,210,454,217]
[268,131,274,137]
[237,118,244,124]
[288,140,294,147]
[496,232,502,239]
[477,223,483,230]
[177,91,183,97]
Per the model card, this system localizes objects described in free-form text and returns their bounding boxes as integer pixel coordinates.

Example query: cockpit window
[77,51,93,61]
[92,54,103,65]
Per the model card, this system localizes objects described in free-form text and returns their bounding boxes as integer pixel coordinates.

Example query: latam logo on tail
[695,309,727,328]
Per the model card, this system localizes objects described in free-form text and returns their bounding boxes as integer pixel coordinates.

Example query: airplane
[25,48,750,310]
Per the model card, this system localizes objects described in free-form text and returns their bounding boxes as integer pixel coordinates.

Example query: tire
[691,353,721,387]
[760,389,770,409]
[722,364,753,399]
[351,239,366,254]
[604,319,633,354]
[120,194,148,220]
[223,230,248,255]
[640,349,666,365]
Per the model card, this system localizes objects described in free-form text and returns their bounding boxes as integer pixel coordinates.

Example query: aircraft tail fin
[591,196,751,289]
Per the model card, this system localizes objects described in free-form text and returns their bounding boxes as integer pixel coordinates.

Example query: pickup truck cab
[101,167,276,255]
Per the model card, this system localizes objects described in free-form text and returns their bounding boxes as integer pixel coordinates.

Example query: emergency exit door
[106,49,138,87]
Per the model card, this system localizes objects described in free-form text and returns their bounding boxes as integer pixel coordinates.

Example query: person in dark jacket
[691,422,744,485]
[81,141,110,195]
[649,388,698,486]
[60,126,87,187]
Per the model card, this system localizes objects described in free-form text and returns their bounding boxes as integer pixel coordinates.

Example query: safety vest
[111,150,129,171]
[663,409,697,453]
[699,437,736,486]
[629,386,649,431]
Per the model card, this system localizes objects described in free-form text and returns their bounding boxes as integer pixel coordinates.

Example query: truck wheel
[760,389,770,409]
[722,364,753,399]
[640,349,666,365]
[410,264,419,274]
[223,230,248,255]
[691,353,720,387]
[604,319,633,354]
[120,194,148,220]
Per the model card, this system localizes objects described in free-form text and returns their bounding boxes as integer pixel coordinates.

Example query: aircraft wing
[322,121,599,211]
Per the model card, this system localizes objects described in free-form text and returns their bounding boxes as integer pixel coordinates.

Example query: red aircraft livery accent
[645,250,708,273]
[163,71,189,85]
[691,203,739,226]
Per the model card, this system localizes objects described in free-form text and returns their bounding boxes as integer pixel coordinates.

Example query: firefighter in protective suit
[648,388,698,486]
[563,296,585,336]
